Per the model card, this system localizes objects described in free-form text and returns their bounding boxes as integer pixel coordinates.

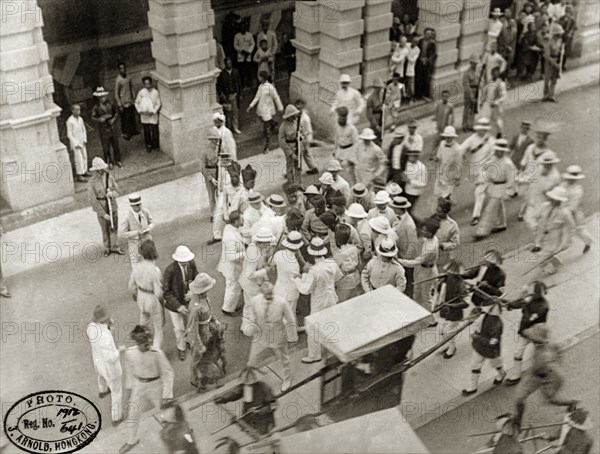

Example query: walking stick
[523,248,565,276]
[105,172,114,231]
[296,110,303,185]
[558,42,565,78]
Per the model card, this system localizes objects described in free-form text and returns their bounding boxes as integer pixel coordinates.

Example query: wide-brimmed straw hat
[128,193,142,206]
[538,150,560,165]
[563,165,585,180]
[359,128,377,141]
[390,196,411,210]
[469,53,480,64]
[546,186,569,202]
[172,245,195,262]
[307,237,328,257]
[90,157,108,171]
[351,183,368,197]
[189,273,216,294]
[266,194,287,208]
[248,191,263,203]
[212,112,226,122]
[282,231,303,250]
[93,86,109,97]
[483,249,502,265]
[345,203,368,219]
[377,238,398,257]
[369,216,392,234]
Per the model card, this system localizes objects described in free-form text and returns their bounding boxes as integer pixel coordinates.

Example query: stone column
[361,0,393,90]
[315,0,366,130]
[290,1,321,112]
[573,0,600,64]
[457,0,489,72]
[0,0,74,211]
[147,0,220,163]
[417,0,462,98]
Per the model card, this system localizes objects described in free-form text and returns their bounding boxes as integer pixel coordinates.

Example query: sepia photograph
[0,0,598,453]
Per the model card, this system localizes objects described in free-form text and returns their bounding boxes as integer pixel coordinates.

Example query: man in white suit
[218,210,246,315]
[119,193,155,268]
[86,305,123,425]
[66,104,89,182]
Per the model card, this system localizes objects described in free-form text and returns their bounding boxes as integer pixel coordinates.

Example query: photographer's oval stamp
[3,390,101,454]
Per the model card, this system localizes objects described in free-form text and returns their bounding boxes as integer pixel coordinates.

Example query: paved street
[1,84,598,434]
[416,332,599,453]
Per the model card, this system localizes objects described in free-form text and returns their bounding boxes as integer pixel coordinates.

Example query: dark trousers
[120,105,138,139]
[405,193,419,214]
[404,267,415,299]
[262,119,276,150]
[142,123,160,151]
[99,130,121,164]
[415,61,433,99]
[239,61,252,88]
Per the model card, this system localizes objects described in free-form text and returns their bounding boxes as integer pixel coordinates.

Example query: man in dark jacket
[217,57,242,134]
[462,249,506,306]
[505,281,550,385]
[163,245,199,361]
[435,261,469,359]
[508,120,535,170]
[159,401,199,454]
[462,302,506,395]
[214,366,276,436]
[546,407,593,454]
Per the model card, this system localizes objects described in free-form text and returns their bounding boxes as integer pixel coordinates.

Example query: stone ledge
[364,12,394,33]
[319,19,365,41]
[292,39,321,56]
[152,68,220,90]
[319,47,364,68]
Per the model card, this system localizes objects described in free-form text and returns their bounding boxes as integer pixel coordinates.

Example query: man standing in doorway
[91,87,122,168]
[66,103,89,182]
[135,76,161,153]
[217,57,242,134]
[114,61,138,141]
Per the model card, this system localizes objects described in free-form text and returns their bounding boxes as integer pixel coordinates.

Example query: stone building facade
[1,0,598,210]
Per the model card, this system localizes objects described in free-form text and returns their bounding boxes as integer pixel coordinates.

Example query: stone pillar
[0,0,74,211]
[417,0,462,98]
[573,0,600,64]
[457,0,489,72]
[315,0,365,130]
[290,1,321,112]
[147,0,220,163]
[361,0,393,90]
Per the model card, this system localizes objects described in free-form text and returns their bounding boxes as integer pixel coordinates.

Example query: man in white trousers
[218,210,246,315]
[66,104,89,182]
[86,305,123,425]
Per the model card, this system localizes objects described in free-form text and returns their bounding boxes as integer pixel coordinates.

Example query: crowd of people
[61,1,594,452]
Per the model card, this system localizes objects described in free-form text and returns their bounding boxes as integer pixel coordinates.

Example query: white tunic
[217,224,245,280]
[294,259,342,313]
[86,322,122,381]
[273,249,300,305]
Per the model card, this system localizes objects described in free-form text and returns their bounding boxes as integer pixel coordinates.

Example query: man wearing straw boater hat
[119,193,155,268]
[86,305,123,425]
[459,117,495,226]
[487,7,504,45]
[239,227,274,334]
[163,245,199,361]
[278,104,302,184]
[259,194,287,242]
[295,237,342,364]
[561,165,593,254]
[522,149,562,231]
[473,139,518,240]
[91,86,122,168]
[88,157,124,256]
[245,281,298,392]
[272,230,303,314]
